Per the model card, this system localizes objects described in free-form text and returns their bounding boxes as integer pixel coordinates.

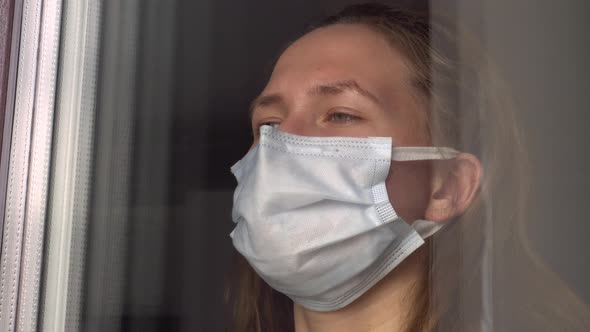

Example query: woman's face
[250,23,433,222]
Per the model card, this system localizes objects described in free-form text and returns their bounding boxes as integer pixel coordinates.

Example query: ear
[424,153,482,222]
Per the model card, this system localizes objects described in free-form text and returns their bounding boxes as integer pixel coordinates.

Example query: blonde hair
[226,3,590,331]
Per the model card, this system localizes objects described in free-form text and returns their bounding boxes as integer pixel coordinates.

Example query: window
[0,1,588,331]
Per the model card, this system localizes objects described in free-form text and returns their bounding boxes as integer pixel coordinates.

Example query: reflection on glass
[22,1,589,332]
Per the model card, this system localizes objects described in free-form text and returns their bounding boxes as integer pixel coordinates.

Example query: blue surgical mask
[230,125,459,311]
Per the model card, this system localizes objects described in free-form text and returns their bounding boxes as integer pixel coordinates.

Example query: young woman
[226,3,590,331]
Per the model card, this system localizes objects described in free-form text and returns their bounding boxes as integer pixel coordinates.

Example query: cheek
[385,161,432,222]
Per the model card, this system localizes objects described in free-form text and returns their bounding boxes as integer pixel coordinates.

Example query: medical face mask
[230,125,459,312]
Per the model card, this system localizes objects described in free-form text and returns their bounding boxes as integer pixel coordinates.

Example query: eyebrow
[249,79,380,118]
[249,94,284,118]
[308,80,380,105]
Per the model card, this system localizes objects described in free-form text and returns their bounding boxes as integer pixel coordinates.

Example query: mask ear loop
[411,219,444,239]
[391,146,460,161]
[391,146,460,238]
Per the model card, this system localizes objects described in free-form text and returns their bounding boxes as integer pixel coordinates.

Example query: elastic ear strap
[411,219,444,239]
[391,147,459,161]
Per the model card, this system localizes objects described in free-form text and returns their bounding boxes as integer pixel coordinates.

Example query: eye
[327,110,361,124]
[251,120,280,137]
[257,121,280,129]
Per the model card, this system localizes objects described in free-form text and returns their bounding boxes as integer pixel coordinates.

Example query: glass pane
[34,1,589,331]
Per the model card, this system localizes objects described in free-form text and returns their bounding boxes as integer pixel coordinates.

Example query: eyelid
[328,106,361,115]
[258,121,280,128]
[327,107,362,119]
[254,117,282,127]
[252,118,281,137]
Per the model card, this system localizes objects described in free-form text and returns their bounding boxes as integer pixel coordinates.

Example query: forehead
[267,24,412,95]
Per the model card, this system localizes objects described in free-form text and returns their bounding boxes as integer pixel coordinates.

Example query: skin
[250,23,481,332]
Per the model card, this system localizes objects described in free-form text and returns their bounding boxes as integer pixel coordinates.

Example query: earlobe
[424,153,482,223]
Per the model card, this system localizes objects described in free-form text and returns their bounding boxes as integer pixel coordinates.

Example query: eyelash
[257,121,280,129]
[251,120,279,137]
[326,110,361,124]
